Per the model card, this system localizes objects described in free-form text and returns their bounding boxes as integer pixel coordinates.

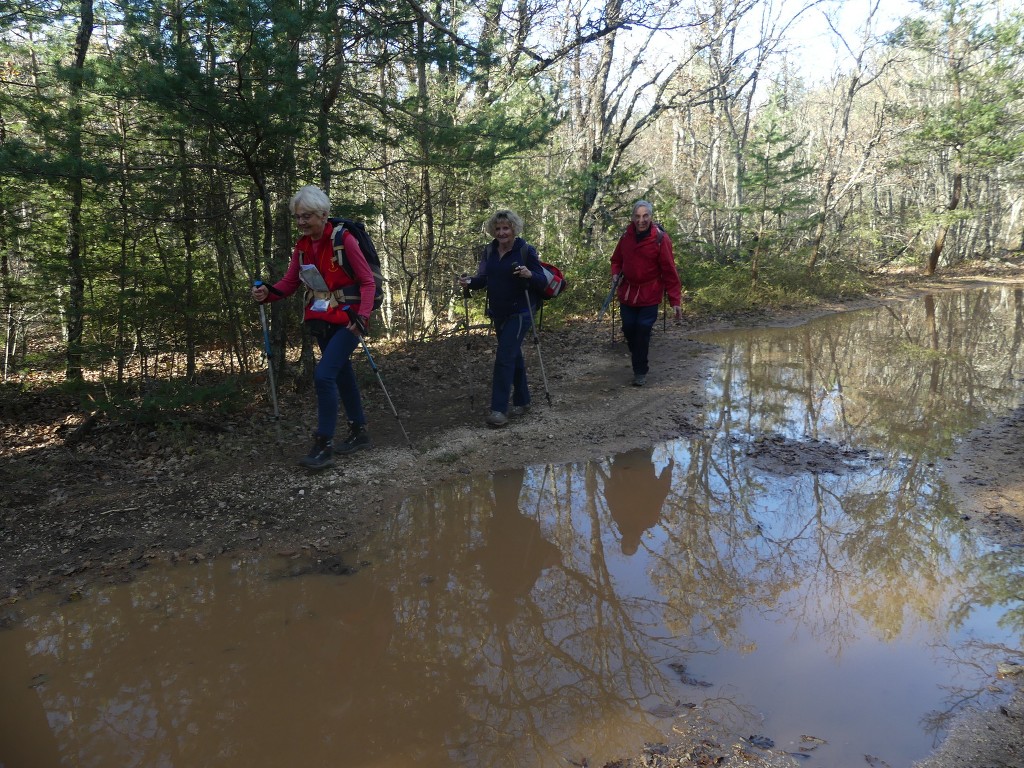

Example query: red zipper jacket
[611,223,682,309]
[265,220,376,326]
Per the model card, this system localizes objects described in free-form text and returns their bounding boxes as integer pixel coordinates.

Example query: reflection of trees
[958,547,1024,636]
[690,288,1020,650]
[379,465,686,765]
[0,625,62,766]
[919,638,1024,741]
[706,288,1023,465]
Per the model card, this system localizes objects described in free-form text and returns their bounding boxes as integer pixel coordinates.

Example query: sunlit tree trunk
[926,26,965,276]
[927,169,962,275]
[1,240,14,381]
[65,0,94,380]
[416,16,437,334]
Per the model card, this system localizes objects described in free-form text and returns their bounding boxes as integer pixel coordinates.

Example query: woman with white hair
[251,185,377,469]
[458,209,547,428]
[610,200,683,386]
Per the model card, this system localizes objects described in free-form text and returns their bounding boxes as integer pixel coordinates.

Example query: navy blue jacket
[468,237,545,320]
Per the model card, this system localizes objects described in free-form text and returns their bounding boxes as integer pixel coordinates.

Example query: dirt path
[2,270,1023,767]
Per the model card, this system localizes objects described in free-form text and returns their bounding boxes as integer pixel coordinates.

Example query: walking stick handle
[597,274,622,322]
[254,279,283,297]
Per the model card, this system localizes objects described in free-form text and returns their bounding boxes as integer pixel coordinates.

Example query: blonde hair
[290,185,331,216]
[482,208,524,238]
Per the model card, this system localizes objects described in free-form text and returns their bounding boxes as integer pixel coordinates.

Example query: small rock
[996,661,1024,678]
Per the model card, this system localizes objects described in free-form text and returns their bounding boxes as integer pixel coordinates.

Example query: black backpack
[329,217,384,311]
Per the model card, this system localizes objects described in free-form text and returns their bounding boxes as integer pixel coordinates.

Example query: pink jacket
[611,223,682,308]
[266,221,376,326]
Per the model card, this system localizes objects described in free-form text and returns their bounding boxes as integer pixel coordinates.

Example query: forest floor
[2,263,1024,768]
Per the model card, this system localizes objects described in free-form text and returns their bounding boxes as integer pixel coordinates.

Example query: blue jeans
[620,304,659,375]
[314,325,366,438]
[491,312,532,414]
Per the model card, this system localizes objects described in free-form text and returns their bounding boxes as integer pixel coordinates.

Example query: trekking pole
[358,336,413,449]
[523,289,553,405]
[597,274,622,322]
[253,281,279,419]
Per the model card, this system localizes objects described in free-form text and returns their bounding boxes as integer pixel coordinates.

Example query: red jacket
[611,223,682,308]
[266,220,376,326]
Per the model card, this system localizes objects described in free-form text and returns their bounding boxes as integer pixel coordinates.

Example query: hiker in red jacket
[610,200,683,386]
[251,185,376,470]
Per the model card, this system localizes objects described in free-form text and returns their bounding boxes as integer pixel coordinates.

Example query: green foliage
[2,0,1023,383]
[681,249,871,314]
[737,118,818,255]
[74,377,247,428]
[887,0,1024,270]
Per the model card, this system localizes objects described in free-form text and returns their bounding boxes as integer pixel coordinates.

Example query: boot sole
[298,457,336,470]
[335,442,372,456]
[299,463,336,471]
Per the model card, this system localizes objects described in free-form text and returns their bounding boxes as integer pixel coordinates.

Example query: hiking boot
[632,374,647,387]
[486,410,508,428]
[299,434,335,471]
[509,404,531,418]
[336,423,372,455]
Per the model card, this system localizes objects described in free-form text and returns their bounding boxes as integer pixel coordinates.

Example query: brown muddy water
[3,287,1024,768]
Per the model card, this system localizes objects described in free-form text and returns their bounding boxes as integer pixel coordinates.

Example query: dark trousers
[314,325,366,438]
[620,304,659,375]
[491,312,532,414]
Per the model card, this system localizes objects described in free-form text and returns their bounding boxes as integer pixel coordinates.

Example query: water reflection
[2,287,1023,768]
[470,468,562,625]
[601,447,674,556]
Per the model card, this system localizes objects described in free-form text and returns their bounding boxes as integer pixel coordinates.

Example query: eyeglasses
[293,212,319,223]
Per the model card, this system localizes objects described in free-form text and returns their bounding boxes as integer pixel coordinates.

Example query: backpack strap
[520,244,546,327]
[331,223,364,305]
[332,222,349,269]
[296,238,347,310]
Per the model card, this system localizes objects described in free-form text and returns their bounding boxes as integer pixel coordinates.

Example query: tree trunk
[2,240,13,380]
[178,137,197,379]
[416,16,436,337]
[65,0,94,381]
[926,170,962,275]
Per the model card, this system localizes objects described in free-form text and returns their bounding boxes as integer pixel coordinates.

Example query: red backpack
[536,260,567,300]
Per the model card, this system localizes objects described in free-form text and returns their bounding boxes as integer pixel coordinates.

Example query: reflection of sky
[561,288,1024,765]
[539,422,1018,764]
[3,289,1023,768]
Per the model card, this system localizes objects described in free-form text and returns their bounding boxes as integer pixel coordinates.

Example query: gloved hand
[338,305,369,335]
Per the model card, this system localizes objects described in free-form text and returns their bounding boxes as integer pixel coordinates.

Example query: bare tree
[806,0,894,271]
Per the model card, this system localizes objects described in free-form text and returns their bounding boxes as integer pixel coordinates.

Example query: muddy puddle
[3,287,1024,767]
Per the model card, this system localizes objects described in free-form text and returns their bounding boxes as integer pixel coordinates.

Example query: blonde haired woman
[458,209,546,427]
